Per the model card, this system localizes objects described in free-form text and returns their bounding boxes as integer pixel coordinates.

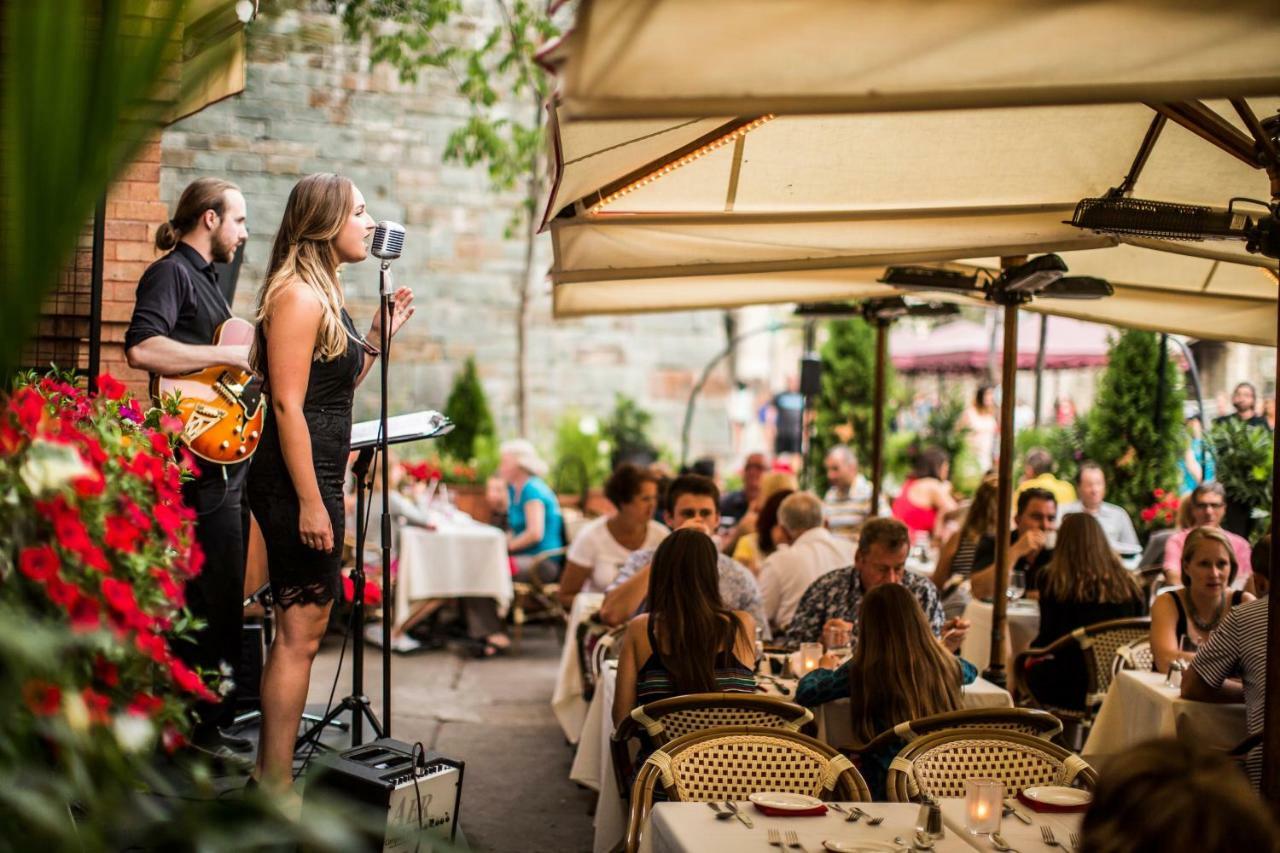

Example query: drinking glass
[1006,568,1026,602]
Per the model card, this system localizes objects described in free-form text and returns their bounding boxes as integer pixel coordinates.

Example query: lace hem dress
[247,308,366,609]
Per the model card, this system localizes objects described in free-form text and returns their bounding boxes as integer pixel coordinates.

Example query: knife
[725,799,754,828]
[1003,801,1032,825]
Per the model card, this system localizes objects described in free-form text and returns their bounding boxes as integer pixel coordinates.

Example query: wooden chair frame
[624,726,870,853]
[856,707,1063,757]
[885,727,1097,803]
[611,693,815,799]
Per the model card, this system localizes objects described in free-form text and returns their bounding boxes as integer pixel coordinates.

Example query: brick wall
[100,138,168,392]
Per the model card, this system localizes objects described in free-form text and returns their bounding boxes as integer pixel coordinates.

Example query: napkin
[752,803,829,817]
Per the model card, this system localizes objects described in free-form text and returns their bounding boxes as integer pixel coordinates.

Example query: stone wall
[156,1,737,464]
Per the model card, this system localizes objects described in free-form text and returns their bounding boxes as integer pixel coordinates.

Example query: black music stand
[295,410,453,752]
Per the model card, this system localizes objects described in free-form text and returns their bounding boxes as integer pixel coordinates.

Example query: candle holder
[964,778,1004,835]
[798,642,824,675]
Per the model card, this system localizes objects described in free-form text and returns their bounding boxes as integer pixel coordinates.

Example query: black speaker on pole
[800,354,822,397]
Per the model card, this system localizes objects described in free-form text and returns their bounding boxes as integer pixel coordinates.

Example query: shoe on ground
[365,623,421,653]
[364,623,385,648]
[216,729,255,753]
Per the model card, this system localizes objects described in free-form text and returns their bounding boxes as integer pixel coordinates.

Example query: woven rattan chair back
[575,615,611,701]
[610,693,814,799]
[625,727,870,852]
[1111,638,1154,677]
[1075,617,1151,705]
[885,728,1097,802]
[859,708,1063,755]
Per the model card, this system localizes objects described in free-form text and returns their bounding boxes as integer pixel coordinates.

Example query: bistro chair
[1014,616,1150,746]
[611,693,815,799]
[855,707,1063,757]
[510,546,568,645]
[1111,638,1155,676]
[575,615,614,701]
[885,728,1097,803]
[625,726,870,853]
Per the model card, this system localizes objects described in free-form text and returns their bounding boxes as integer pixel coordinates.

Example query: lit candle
[799,643,823,673]
[965,778,1004,835]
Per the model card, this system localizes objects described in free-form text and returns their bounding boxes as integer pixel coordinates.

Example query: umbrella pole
[870,318,888,515]
[1033,314,1048,426]
[984,262,1025,688]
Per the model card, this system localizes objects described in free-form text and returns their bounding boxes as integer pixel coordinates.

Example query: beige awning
[544,99,1279,341]
[560,0,1280,119]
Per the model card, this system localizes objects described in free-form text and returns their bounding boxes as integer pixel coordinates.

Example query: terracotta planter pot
[447,483,490,523]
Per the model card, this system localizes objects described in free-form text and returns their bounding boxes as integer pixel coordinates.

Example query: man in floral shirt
[783,517,967,650]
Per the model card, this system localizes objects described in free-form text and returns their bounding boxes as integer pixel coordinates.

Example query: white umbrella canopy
[560,0,1280,119]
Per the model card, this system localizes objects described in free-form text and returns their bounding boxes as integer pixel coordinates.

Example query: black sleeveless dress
[247,309,366,609]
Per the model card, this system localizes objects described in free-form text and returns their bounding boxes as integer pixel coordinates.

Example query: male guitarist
[126,177,251,757]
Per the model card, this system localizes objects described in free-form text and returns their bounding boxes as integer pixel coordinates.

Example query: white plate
[823,841,899,852]
[747,791,824,811]
[1022,785,1093,806]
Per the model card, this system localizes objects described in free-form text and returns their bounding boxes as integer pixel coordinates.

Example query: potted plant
[602,394,658,471]
[1207,418,1272,538]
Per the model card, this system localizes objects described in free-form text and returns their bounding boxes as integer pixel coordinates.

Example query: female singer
[247,173,415,788]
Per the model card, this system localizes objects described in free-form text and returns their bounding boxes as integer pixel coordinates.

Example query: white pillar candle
[965,778,1004,835]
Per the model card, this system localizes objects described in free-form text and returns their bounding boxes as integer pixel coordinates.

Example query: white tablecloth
[576,665,1015,853]
[394,520,512,628]
[960,599,1041,671]
[640,802,976,853]
[552,592,605,743]
[1082,669,1248,761]
[939,797,1082,851]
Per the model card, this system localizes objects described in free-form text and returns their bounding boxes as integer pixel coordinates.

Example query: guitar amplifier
[304,738,463,852]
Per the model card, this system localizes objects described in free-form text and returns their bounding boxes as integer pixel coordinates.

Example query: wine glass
[1006,569,1026,603]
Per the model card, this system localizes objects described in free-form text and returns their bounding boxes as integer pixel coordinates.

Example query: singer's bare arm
[126,336,251,375]
[356,286,416,386]
[265,284,332,551]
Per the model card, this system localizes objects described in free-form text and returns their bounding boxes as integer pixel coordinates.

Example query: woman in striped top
[932,476,998,616]
[612,528,757,728]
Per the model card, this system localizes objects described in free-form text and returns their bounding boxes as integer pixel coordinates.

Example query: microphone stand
[379,260,394,735]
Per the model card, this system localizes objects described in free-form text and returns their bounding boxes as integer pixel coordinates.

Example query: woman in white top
[559,463,668,606]
[958,384,998,473]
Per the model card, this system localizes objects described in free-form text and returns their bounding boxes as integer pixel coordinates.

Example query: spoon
[706,801,734,820]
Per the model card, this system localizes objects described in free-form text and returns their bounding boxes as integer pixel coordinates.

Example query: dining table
[393,511,513,630]
[959,599,1041,673]
[552,592,605,743]
[637,797,1080,853]
[1082,668,1247,762]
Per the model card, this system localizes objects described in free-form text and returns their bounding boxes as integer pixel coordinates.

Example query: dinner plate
[1022,785,1093,806]
[748,791,824,811]
[823,841,898,852]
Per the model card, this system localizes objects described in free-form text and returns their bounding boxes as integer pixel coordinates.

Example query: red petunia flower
[147,430,170,456]
[105,515,143,554]
[23,681,62,716]
[101,577,140,615]
[78,545,111,574]
[18,545,59,582]
[135,631,169,664]
[96,374,127,401]
[128,693,165,718]
[153,503,183,542]
[53,513,93,554]
[69,596,102,632]
[152,569,185,605]
[168,657,215,701]
[10,386,47,433]
[73,470,106,498]
[0,420,23,457]
[161,724,186,754]
[93,656,120,688]
[81,688,111,725]
[44,574,79,608]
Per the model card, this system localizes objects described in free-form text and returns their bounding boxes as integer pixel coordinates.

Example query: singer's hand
[370,286,416,342]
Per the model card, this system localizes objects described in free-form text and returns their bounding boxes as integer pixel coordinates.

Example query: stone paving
[305,623,597,852]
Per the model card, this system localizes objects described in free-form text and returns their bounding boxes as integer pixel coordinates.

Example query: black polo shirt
[125,242,232,352]
[126,242,247,487]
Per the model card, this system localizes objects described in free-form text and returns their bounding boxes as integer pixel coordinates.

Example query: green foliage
[1015,421,1088,485]
[2,1,203,376]
[603,394,657,467]
[1208,418,1272,521]
[438,358,495,461]
[339,0,563,229]
[1081,330,1184,524]
[811,318,896,490]
[551,412,608,496]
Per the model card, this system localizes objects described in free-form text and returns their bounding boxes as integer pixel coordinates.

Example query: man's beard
[211,235,238,264]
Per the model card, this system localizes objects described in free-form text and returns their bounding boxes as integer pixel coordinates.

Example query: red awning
[890,316,1111,373]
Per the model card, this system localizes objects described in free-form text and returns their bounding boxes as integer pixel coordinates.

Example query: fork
[1041,825,1063,848]
[1070,832,1082,853]
[784,829,805,851]
[767,828,783,848]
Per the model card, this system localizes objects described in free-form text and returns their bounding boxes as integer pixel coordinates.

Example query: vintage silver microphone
[370,221,406,295]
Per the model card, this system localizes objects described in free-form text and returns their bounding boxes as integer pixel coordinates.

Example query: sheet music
[350,410,453,448]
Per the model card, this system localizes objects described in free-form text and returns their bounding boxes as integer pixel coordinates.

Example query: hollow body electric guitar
[152,317,265,465]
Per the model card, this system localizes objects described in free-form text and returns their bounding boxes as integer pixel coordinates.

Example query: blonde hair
[1182,526,1241,585]
[1040,513,1143,604]
[253,173,354,369]
[846,583,961,743]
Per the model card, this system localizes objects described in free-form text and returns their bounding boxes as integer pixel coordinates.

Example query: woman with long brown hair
[612,528,757,728]
[795,582,975,799]
[1022,512,1147,707]
[932,476,999,612]
[247,173,415,789]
